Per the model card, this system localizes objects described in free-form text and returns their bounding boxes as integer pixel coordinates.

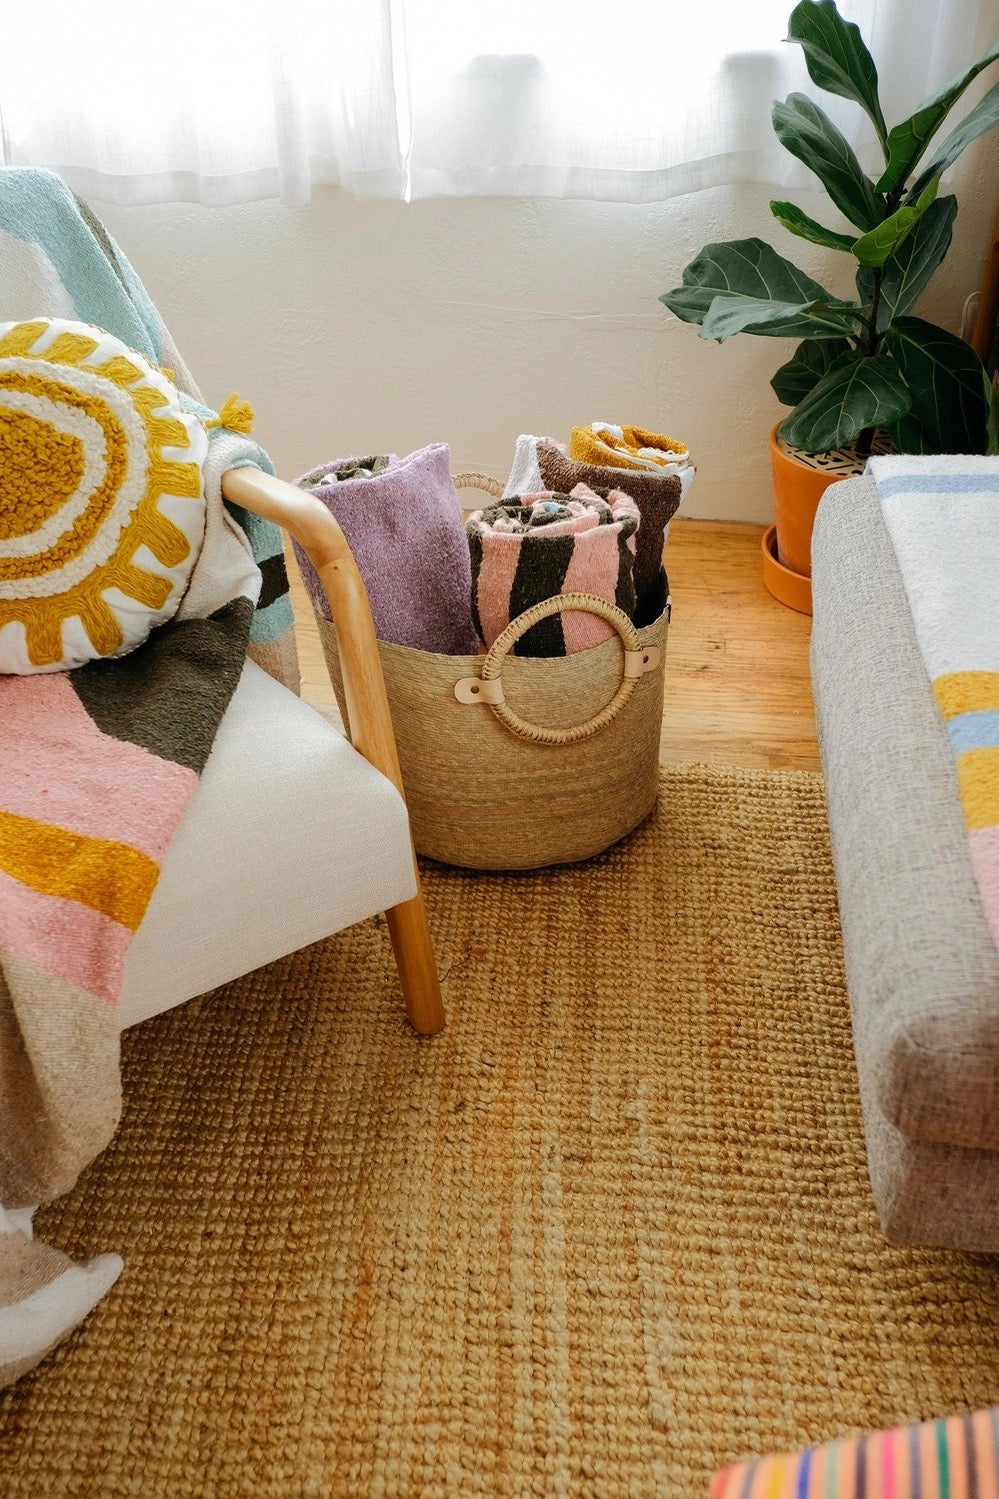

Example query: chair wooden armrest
[221,464,444,1036]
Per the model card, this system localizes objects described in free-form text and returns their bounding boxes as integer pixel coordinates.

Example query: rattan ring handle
[454,472,504,499]
[455,592,661,746]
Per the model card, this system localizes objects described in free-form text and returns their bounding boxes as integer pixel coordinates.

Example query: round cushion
[0,318,208,673]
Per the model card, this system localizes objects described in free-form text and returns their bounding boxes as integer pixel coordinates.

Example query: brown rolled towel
[537,441,680,626]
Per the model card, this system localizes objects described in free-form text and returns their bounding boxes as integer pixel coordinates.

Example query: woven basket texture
[318,606,667,869]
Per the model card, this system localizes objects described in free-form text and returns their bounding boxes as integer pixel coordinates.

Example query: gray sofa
[810,475,999,1251]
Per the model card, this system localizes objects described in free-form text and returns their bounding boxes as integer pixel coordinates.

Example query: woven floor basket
[315,474,669,870]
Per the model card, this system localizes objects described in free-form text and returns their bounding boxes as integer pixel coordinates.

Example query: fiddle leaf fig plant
[661,0,999,455]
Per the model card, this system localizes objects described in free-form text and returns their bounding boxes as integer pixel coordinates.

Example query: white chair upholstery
[120,660,417,1028]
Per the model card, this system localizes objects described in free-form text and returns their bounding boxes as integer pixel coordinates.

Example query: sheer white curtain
[0,0,991,205]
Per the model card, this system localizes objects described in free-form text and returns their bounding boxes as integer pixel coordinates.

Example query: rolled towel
[501,433,550,499]
[569,420,691,474]
[466,484,639,657]
[536,442,682,625]
[293,444,479,656]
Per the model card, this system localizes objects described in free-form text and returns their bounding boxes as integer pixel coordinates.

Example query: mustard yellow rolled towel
[568,420,689,473]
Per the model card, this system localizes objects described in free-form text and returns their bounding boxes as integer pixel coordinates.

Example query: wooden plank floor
[288,518,819,774]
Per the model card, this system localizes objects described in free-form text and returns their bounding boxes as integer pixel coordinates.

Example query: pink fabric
[474,534,523,651]
[0,866,131,1005]
[467,485,639,656]
[559,486,637,650]
[0,674,196,860]
[971,826,999,951]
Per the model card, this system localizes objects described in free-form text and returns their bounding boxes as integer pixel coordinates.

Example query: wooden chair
[117,465,444,1037]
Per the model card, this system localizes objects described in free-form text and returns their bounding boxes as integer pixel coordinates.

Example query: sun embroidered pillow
[0,318,208,673]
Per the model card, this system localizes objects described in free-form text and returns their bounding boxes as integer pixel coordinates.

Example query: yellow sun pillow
[0,318,208,673]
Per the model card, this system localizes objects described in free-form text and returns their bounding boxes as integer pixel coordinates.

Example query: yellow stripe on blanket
[955,747,999,831]
[934,671,999,719]
[0,810,158,930]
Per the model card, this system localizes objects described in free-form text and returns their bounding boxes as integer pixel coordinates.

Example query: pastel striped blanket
[466,485,639,656]
[711,1404,999,1498]
[0,167,288,1387]
[871,455,999,954]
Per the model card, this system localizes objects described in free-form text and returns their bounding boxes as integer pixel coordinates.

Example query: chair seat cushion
[119,659,416,1026]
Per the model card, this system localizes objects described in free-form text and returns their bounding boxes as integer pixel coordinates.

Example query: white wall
[95,136,997,525]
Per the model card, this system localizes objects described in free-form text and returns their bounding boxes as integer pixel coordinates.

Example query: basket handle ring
[455,592,661,746]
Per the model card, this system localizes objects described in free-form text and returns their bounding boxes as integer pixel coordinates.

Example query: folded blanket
[0,167,286,1387]
[712,1404,999,1499]
[294,445,479,656]
[0,412,263,1387]
[871,454,999,957]
[466,485,639,657]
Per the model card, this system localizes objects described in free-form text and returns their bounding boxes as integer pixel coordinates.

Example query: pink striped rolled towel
[466,484,639,657]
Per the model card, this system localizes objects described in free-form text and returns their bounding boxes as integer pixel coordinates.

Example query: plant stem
[867,267,883,358]
[855,267,885,458]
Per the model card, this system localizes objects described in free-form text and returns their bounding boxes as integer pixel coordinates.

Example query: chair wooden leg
[385,886,445,1036]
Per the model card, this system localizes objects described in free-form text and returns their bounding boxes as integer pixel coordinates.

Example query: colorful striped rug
[712,1405,999,1499]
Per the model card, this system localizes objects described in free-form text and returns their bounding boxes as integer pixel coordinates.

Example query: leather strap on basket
[454,591,662,746]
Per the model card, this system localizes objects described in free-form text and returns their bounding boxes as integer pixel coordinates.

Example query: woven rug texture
[2,763,999,1497]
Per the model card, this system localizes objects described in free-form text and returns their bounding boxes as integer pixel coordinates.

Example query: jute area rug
[3,764,999,1497]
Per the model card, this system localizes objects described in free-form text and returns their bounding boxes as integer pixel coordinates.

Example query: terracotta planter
[761,524,813,615]
[765,426,888,614]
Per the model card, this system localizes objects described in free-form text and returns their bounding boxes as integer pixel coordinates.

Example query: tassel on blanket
[0,1208,123,1388]
[205,393,256,436]
[467,484,639,658]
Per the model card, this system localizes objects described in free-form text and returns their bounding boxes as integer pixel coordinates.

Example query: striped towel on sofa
[870,455,999,958]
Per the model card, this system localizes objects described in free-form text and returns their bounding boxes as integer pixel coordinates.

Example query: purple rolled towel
[292,444,479,656]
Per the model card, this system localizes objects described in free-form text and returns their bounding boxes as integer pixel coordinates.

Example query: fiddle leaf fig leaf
[778,352,911,452]
[661,238,843,325]
[851,176,939,268]
[856,196,956,327]
[884,316,993,453]
[987,375,999,456]
[770,200,857,252]
[772,94,883,231]
[910,81,999,198]
[700,296,859,342]
[771,338,854,406]
[786,0,887,147]
[877,37,999,194]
